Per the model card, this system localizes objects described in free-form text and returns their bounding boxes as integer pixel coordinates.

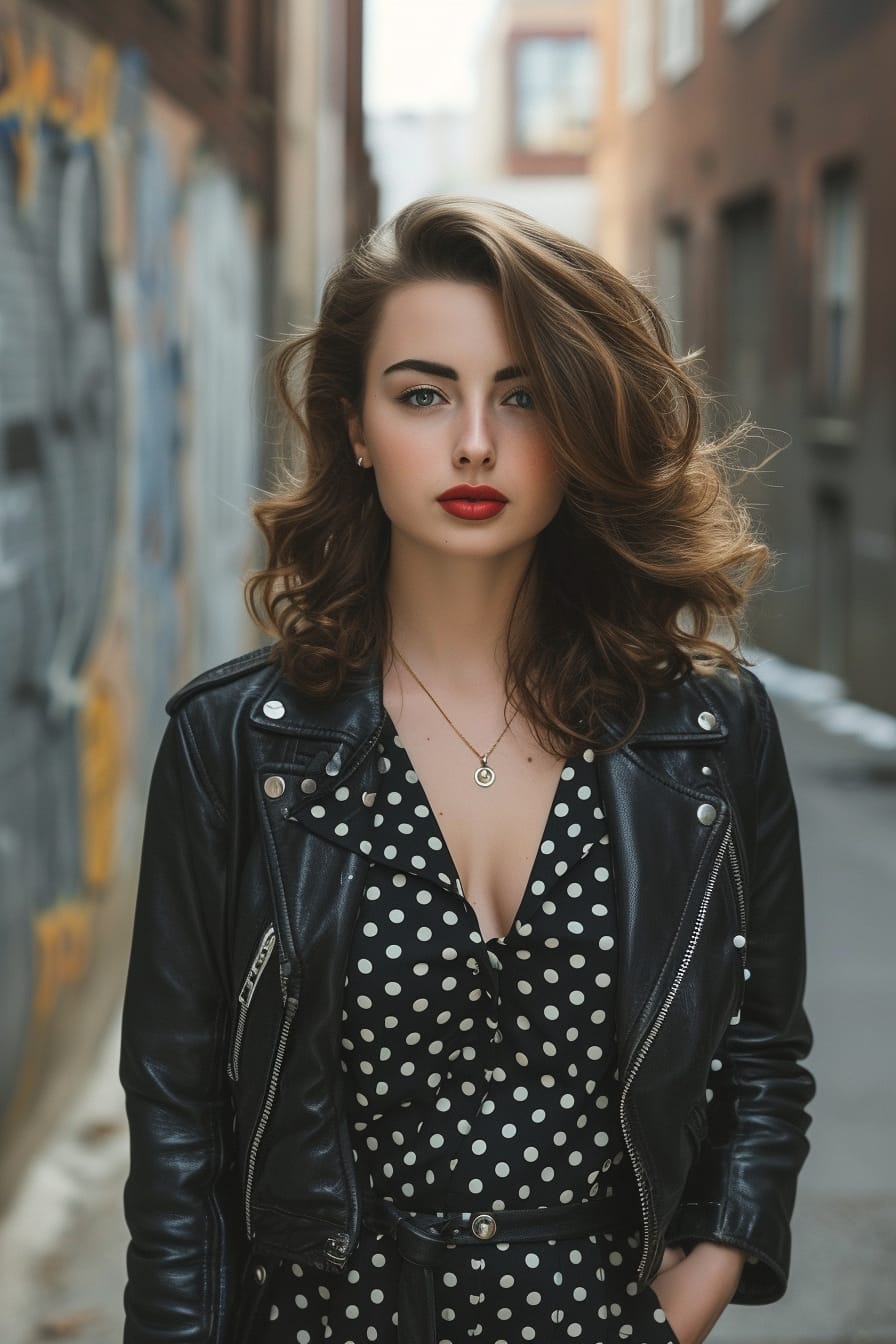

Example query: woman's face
[347,280,564,564]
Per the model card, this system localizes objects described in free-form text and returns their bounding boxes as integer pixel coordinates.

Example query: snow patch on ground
[746,648,896,751]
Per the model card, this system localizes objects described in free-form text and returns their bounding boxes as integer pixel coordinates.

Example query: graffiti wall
[0,9,262,1193]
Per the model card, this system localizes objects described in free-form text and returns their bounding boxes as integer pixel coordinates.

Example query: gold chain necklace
[391,645,518,788]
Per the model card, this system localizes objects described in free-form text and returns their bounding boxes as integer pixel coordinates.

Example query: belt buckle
[470,1213,497,1240]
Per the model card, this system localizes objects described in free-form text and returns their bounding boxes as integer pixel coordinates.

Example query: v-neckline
[383,710,577,945]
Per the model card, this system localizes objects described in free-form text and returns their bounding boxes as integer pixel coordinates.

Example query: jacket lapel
[599,677,730,1074]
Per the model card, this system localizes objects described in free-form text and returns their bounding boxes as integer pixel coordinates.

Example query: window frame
[505,28,597,175]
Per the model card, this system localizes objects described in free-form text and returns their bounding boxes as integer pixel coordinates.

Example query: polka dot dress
[259,715,679,1344]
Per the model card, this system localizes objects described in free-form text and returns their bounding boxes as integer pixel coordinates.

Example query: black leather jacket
[120,646,814,1343]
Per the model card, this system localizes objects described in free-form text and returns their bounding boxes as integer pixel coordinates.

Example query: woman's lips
[437,485,507,520]
[438,499,507,520]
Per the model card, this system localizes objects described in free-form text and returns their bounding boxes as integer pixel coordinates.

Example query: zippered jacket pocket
[228,924,276,1083]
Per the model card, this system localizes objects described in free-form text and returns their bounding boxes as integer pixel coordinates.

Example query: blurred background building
[594,0,896,715]
[0,0,374,1206]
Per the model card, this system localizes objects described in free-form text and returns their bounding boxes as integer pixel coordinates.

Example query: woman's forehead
[369,280,515,369]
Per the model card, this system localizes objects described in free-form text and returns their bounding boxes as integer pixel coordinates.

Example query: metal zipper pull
[228,925,276,1082]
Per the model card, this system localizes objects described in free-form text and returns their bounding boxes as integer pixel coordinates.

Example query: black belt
[361,1191,626,1344]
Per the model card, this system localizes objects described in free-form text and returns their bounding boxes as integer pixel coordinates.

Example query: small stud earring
[357,455,364,468]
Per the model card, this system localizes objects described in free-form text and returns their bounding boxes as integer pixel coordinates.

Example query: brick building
[594,0,896,712]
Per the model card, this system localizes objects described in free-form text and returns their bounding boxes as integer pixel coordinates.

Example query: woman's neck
[384,540,535,693]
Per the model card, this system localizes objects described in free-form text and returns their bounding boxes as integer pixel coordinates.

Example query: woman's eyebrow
[382,359,527,382]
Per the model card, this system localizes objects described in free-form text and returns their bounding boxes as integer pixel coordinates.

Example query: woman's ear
[342,398,366,458]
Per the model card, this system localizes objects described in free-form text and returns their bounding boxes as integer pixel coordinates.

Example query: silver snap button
[733,934,746,949]
[264,775,286,799]
[325,751,343,777]
[697,803,717,825]
[471,1213,497,1239]
[701,765,713,776]
[254,1264,267,1283]
[710,1057,722,1071]
[300,778,317,794]
[362,791,377,807]
[263,700,285,719]
[744,966,751,980]
[697,711,717,731]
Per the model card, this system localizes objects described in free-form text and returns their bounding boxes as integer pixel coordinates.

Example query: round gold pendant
[475,763,496,788]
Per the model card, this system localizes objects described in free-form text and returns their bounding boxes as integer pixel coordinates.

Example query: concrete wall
[0,6,263,1203]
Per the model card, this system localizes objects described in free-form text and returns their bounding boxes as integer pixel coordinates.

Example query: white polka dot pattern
[261,717,679,1344]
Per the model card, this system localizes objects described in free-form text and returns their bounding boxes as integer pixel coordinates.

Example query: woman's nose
[452,403,495,467]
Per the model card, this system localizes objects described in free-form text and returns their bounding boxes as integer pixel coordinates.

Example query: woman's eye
[506,387,534,410]
[400,387,442,408]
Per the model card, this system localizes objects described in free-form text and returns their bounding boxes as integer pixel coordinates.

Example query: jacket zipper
[248,718,383,1252]
[228,924,276,1083]
[244,990,300,1239]
[728,833,747,941]
[727,833,747,1022]
[619,821,733,1280]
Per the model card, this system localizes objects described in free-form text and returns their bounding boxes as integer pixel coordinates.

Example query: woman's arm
[650,1242,747,1344]
[665,675,816,1303]
[119,710,245,1343]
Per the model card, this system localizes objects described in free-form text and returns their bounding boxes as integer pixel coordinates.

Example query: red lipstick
[437,484,507,520]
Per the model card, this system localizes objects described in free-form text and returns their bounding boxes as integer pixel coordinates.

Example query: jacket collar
[247,654,727,795]
[616,675,729,746]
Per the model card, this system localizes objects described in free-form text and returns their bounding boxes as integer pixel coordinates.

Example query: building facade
[472,0,599,244]
[0,0,374,1204]
[594,0,896,712]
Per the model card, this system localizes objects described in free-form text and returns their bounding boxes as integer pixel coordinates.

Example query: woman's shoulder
[631,660,771,747]
[164,644,278,719]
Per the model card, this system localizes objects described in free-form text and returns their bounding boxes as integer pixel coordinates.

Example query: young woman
[120,197,814,1344]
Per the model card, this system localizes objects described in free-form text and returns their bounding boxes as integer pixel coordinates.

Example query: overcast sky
[364,0,500,115]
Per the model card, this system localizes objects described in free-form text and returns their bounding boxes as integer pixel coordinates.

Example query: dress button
[471,1213,497,1239]
[733,934,746,949]
[701,765,713,776]
[697,803,717,825]
[263,700,285,719]
[264,775,286,799]
[254,1264,267,1283]
[697,711,717,731]
[300,778,317,794]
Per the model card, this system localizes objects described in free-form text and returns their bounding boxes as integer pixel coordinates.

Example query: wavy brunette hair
[245,195,769,755]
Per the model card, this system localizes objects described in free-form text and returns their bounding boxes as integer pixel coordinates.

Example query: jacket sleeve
[119,708,246,1342]
[666,675,816,1303]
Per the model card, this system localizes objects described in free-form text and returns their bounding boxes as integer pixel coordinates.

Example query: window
[814,163,862,414]
[510,33,596,163]
[248,0,276,97]
[720,195,773,418]
[660,0,702,82]
[620,0,653,112]
[205,0,228,58]
[723,0,777,32]
[815,488,850,678]
[656,220,690,354]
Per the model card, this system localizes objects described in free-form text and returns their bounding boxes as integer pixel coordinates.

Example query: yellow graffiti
[0,899,97,1132]
[80,679,123,890]
[0,27,117,202]
[33,900,95,1023]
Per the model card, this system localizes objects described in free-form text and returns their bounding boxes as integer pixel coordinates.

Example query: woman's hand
[648,1241,748,1344]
